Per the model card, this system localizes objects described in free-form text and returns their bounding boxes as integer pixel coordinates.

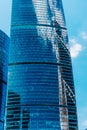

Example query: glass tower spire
[5,0,78,130]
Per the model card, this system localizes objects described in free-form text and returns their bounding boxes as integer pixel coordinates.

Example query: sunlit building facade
[5,0,78,130]
[0,30,9,130]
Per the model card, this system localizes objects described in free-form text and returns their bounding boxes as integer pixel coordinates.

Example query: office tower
[5,0,78,130]
[0,30,9,130]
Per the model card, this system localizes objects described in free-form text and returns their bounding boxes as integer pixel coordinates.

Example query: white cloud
[69,38,82,58]
[70,44,82,58]
[80,32,87,40]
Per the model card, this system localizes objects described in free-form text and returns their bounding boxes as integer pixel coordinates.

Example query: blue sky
[0,0,87,129]
[63,0,87,129]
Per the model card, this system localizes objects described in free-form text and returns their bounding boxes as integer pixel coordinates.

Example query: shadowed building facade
[0,30,9,130]
[5,0,78,130]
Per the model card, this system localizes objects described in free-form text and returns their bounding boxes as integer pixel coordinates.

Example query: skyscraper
[5,0,78,130]
[0,30,9,130]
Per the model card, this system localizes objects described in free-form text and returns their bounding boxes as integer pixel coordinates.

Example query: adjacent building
[5,0,78,130]
[0,30,9,130]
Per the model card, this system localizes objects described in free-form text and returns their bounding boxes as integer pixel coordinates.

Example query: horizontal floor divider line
[11,24,67,30]
[9,61,61,66]
[6,104,68,108]
[0,79,7,85]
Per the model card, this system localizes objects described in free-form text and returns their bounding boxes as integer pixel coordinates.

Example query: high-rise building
[0,30,9,130]
[5,0,78,130]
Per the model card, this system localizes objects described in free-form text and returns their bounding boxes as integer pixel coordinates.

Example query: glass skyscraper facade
[0,30,9,130]
[5,0,78,130]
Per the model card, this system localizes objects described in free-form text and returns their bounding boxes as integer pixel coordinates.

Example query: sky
[63,1,87,130]
[0,0,87,130]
